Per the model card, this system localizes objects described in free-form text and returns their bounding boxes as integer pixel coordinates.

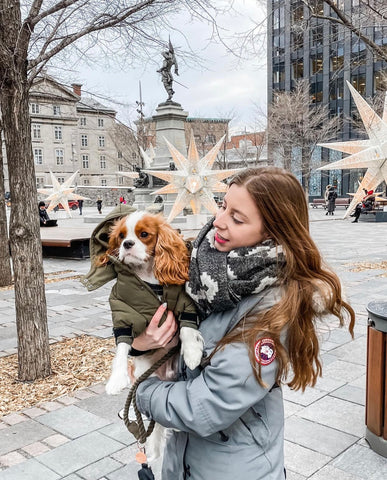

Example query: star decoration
[318,81,387,218]
[140,144,155,168]
[38,171,89,217]
[144,131,242,222]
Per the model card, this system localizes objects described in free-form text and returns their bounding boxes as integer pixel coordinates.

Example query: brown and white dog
[99,211,203,459]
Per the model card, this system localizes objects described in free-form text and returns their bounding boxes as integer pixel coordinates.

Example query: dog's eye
[140,232,148,238]
[119,232,125,239]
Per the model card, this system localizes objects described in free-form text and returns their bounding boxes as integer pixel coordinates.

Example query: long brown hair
[213,167,355,391]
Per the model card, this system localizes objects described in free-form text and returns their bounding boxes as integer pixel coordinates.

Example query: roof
[77,97,116,115]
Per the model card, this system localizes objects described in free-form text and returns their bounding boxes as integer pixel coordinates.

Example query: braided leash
[123,344,180,444]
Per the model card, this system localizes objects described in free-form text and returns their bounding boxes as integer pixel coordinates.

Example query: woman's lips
[215,232,227,244]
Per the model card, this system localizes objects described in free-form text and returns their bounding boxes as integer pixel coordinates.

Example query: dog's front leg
[180,326,204,370]
[105,342,131,395]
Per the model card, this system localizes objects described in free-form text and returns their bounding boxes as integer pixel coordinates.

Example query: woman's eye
[140,232,149,238]
[119,232,125,239]
[233,217,243,225]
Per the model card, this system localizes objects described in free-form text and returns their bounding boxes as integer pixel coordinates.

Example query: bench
[311,198,326,208]
[41,238,90,259]
[40,226,92,259]
[358,208,387,223]
[310,197,351,209]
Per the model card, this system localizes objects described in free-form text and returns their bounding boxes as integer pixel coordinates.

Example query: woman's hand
[131,303,178,352]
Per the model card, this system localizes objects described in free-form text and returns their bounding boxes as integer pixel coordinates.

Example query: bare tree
[0,115,13,287]
[0,0,242,381]
[267,80,339,193]
[301,0,387,62]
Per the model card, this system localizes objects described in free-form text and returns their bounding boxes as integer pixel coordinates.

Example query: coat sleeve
[136,341,278,437]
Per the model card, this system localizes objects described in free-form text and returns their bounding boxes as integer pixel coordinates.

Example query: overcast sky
[57,1,267,135]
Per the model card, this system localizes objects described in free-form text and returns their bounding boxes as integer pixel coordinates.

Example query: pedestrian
[96,198,102,214]
[324,184,332,208]
[325,185,337,215]
[119,196,124,204]
[78,199,83,215]
[133,167,355,480]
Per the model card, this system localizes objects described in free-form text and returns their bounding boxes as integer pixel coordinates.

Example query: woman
[326,186,337,215]
[133,167,355,480]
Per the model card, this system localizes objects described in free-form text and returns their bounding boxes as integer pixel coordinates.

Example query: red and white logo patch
[254,338,276,366]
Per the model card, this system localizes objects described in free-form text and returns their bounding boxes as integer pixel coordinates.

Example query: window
[98,136,105,147]
[205,134,216,144]
[31,103,40,114]
[81,134,88,147]
[34,148,43,164]
[292,60,304,80]
[82,154,89,168]
[53,105,61,116]
[32,124,41,139]
[310,54,323,74]
[98,118,104,127]
[351,74,366,95]
[118,164,123,171]
[100,155,106,169]
[311,24,323,47]
[54,126,62,140]
[80,117,87,126]
[118,151,122,158]
[273,64,285,84]
[101,179,107,186]
[132,152,137,160]
[55,149,64,165]
[118,177,124,185]
[83,179,90,186]
[57,177,65,184]
[36,177,44,188]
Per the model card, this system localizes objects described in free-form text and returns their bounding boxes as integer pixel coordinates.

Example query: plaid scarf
[186,218,285,319]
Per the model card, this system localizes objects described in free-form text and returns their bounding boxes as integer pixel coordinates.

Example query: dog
[98,210,203,460]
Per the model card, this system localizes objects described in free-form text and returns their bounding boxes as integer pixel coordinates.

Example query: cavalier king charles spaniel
[99,210,203,398]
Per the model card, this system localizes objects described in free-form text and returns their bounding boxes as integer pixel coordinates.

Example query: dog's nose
[123,240,135,250]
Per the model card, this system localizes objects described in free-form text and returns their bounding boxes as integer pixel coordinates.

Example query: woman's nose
[213,210,225,229]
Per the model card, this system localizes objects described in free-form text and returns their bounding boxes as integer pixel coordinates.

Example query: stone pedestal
[152,101,188,169]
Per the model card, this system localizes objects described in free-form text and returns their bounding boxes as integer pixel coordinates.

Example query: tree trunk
[0,3,51,380]
[0,118,13,286]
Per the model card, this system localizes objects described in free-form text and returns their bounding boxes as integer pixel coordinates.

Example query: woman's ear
[154,221,189,285]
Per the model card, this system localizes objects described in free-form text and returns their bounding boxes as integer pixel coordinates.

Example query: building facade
[3,75,139,205]
[268,0,387,196]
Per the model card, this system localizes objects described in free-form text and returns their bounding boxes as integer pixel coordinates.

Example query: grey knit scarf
[186,218,285,319]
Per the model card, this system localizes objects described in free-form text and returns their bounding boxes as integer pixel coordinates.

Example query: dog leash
[122,343,181,444]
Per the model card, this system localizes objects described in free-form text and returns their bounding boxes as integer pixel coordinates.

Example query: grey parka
[136,287,286,480]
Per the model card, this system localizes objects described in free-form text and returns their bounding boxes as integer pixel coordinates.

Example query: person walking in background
[78,199,83,215]
[326,185,337,215]
[133,167,355,480]
[324,184,332,208]
[96,198,102,215]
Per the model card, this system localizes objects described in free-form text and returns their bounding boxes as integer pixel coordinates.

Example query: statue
[133,166,149,188]
[157,39,179,102]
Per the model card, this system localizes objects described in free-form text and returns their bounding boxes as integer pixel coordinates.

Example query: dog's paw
[180,327,204,370]
[105,373,130,395]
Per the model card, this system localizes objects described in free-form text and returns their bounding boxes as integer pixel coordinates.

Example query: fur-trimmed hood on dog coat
[80,205,198,345]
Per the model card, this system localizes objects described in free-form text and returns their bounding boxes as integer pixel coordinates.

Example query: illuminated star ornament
[38,171,88,217]
[318,81,387,218]
[144,131,242,222]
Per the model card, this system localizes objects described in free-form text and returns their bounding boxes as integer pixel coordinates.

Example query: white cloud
[62,1,267,133]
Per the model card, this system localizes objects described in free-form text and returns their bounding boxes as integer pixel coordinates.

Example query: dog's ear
[154,219,190,285]
[95,216,126,266]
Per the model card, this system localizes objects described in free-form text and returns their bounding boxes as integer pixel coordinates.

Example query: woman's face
[213,184,268,252]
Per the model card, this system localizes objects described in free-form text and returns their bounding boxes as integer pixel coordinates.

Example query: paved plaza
[0,206,387,479]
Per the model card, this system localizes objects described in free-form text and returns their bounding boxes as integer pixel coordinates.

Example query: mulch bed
[0,335,115,417]
[346,261,387,277]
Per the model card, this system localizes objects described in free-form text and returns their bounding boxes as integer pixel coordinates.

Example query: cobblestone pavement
[0,207,386,479]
